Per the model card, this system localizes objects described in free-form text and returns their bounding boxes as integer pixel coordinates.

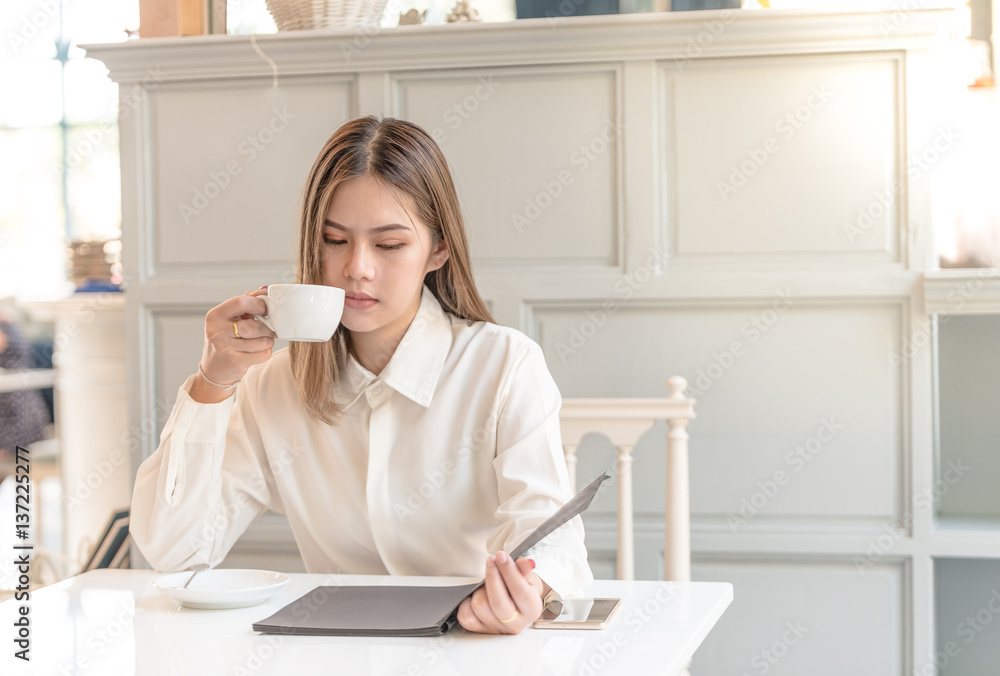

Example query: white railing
[560,376,696,582]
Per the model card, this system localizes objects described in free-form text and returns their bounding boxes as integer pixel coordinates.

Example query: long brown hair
[290,115,494,424]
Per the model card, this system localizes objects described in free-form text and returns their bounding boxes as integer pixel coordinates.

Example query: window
[0,0,138,300]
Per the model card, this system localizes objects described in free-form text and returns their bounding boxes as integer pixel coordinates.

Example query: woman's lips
[345,295,377,310]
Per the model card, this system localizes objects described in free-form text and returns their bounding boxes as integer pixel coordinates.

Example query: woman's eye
[322,237,402,250]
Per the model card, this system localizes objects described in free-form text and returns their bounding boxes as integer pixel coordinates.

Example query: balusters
[665,376,691,583]
[563,443,578,494]
[559,379,694,585]
[616,444,635,581]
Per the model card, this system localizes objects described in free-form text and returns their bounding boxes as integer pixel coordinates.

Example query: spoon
[182,563,209,589]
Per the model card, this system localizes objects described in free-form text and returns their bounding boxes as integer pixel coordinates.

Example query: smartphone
[532,598,621,630]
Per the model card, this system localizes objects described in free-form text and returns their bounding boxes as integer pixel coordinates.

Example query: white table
[0,570,731,675]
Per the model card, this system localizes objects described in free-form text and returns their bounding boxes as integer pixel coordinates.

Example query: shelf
[931,518,1000,558]
[922,269,1000,315]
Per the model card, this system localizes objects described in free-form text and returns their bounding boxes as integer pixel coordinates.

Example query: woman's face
[321,176,448,343]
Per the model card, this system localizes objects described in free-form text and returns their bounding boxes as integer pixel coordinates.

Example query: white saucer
[154,569,291,609]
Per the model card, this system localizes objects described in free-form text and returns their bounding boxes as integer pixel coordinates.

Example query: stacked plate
[67,240,123,290]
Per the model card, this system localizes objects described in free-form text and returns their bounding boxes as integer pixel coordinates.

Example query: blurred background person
[0,307,52,484]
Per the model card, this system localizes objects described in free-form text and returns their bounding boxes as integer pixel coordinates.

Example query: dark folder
[252,470,610,636]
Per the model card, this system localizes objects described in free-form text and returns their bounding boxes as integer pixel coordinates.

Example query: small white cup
[255,284,345,342]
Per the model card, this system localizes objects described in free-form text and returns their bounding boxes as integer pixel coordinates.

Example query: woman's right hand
[189,287,277,403]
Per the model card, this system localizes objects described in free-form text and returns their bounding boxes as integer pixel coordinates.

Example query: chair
[559,376,695,582]
[81,508,131,571]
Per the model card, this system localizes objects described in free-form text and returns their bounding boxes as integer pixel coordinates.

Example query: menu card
[252,471,610,636]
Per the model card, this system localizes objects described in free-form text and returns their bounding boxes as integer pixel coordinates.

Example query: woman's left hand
[456,552,545,634]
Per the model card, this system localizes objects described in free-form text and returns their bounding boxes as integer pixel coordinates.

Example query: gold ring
[233,321,242,339]
[498,610,519,624]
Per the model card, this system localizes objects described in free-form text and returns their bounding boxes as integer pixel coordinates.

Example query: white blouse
[130,284,594,598]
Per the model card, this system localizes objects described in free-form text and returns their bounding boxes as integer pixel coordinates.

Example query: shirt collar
[335,284,454,410]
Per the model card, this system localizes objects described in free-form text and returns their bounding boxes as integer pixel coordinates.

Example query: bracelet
[197,363,240,390]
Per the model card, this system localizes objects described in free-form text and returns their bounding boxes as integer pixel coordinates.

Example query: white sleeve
[488,340,595,598]
[129,370,280,572]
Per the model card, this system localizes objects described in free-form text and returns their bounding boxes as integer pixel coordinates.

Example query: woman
[0,315,51,484]
[131,115,592,635]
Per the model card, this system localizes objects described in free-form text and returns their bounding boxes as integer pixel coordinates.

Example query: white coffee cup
[254,284,345,342]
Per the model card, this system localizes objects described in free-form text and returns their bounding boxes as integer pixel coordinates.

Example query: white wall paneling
[149,307,212,426]
[663,52,905,268]
[395,64,623,269]
[146,76,355,279]
[692,556,908,676]
[534,299,907,533]
[86,8,963,674]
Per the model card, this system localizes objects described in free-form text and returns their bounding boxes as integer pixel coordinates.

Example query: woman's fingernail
[487,556,496,566]
[528,559,536,569]
[496,551,508,564]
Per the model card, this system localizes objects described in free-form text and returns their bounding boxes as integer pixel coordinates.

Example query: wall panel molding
[660,51,905,269]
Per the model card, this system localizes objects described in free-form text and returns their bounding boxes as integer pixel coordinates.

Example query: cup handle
[254,295,275,332]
